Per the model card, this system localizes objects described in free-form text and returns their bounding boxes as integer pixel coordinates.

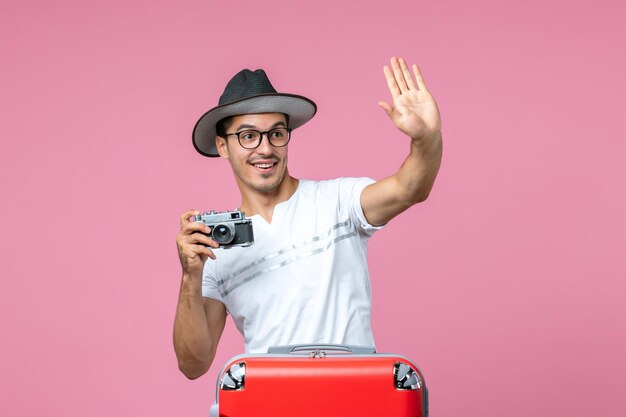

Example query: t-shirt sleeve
[201,261,224,302]
[340,177,384,238]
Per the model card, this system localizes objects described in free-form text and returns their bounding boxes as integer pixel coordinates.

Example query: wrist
[410,131,442,153]
[180,272,203,293]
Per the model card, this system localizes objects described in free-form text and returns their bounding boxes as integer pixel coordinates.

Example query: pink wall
[1,0,625,416]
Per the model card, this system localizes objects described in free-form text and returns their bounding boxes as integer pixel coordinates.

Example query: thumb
[378,101,395,118]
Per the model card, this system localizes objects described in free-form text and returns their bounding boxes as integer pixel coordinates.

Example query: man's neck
[239,175,299,224]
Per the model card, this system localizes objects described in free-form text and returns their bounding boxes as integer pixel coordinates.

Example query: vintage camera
[193,210,254,248]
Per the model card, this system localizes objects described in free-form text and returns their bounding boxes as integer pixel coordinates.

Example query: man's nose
[255,133,274,154]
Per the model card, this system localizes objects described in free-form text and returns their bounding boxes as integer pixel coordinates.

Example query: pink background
[1,0,625,416]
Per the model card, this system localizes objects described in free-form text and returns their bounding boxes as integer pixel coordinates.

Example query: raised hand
[379,57,441,143]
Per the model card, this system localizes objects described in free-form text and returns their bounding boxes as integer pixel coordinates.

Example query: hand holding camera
[193,210,254,249]
[176,209,255,279]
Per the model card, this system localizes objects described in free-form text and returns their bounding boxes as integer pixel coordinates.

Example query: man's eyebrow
[234,121,287,131]
[269,121,287,129]
[234,123,256,130]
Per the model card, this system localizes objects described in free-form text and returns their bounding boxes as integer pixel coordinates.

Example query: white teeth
[254,163,273,168]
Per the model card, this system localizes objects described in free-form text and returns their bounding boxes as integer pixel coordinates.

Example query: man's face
[216,113,290,194]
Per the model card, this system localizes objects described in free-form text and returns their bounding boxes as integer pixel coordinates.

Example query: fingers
[383,65,401,98]
[177,213,220,258]
[194,245,217,261]
[399,58,417,90]
[390,57,409,92]
[384,57,428,96]
[179,210,220,248]
[412,63,427,91]
[180,209,199,228]
[190,231,220,249]
[178,223,220,248]
[180,240,217,260]
[179,240,217,263]
[176,210,219,276]
[176,227,218,268]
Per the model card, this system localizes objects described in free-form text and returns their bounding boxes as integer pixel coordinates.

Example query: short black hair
[216,116,234,138]
[215,114,290,138]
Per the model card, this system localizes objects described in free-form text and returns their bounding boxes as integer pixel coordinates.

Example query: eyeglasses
[225,128,292,149]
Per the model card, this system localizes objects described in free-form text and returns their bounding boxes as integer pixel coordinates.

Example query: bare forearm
[361,133,442,226]
[173,273,215,379]
[398,133,443,204]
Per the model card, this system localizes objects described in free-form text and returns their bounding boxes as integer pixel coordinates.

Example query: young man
[174,57,442,379]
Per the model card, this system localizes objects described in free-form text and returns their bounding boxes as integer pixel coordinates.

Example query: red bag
[210,344,428,417]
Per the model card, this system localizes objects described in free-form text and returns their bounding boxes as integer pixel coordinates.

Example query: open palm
[379,57,441,141]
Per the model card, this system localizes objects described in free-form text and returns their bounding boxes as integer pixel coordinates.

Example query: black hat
[192,69,317,157]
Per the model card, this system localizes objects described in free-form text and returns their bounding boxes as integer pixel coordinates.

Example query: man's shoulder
[298,177,376,197]
[300,177,375,189]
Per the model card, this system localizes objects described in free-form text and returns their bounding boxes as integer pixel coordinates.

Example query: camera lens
[212,223,234,244]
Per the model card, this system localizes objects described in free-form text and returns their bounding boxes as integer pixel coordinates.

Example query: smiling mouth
[252,162,277,169]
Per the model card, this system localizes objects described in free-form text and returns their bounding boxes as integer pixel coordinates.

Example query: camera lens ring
[211,223,235,244]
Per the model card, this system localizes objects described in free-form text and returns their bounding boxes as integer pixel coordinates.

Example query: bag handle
[267,344,376,354]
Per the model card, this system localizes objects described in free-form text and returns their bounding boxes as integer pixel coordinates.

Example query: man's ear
[215,136,229,159]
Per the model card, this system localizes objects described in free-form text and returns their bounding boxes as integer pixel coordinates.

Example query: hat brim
[192,93,317,157]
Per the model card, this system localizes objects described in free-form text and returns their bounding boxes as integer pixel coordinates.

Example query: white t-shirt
[202,177,382,353]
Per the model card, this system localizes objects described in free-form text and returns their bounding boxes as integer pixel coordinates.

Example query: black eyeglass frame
[224,128,292,150]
